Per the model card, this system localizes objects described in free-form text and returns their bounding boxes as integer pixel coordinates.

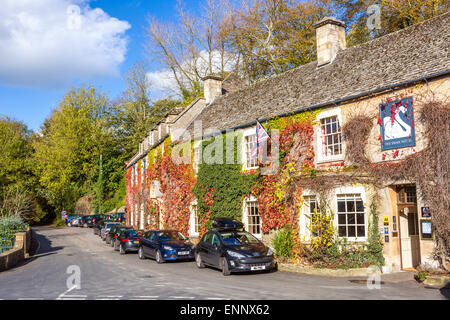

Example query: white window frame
[242,196,262,239]
[299,193,320,243]
[189,201,199,237]
[333,186,367,242]
[150,131,154,146]
[158,125,162,141]
[242,126,258,170]
[316,109,344,163]
[193,141,201,174]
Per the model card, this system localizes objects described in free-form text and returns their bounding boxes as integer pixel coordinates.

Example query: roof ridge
[210,11,450,107]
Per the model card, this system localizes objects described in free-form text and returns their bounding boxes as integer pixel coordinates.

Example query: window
[193,146,200,173]
[245,134,258,168]
[337,194,366,238]
[192,204,199,234]
[320,116,342,158]
[150,132,154,145]
[304,196,319,237]
[246,200,261,235]
[397,186,417,204]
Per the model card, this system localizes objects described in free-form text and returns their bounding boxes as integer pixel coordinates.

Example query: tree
[33,85,111,214]
[0,117,34,190]
[332,0,449,46]
[146,0,235,100]
[221,0,331,82]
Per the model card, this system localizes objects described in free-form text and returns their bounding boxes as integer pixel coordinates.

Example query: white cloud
[146,49,237,100]
[0,0,131,88]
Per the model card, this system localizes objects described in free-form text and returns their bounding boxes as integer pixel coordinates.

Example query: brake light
[121,238,130,242]
[114,235,118,238]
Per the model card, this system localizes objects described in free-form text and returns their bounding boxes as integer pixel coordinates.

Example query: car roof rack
[212,218,245,231]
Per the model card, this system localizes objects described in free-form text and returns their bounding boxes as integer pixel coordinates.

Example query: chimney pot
[314,17,347,67]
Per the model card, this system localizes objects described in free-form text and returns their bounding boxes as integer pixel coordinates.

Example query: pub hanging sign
[379,96,416,150]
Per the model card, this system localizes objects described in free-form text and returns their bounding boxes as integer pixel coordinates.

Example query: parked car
[194,218,277,276]
[100,222,120,241]
[114,229,141,254]
[93,219,113,235]
[66,215,81,227]
[70,216,83,227]
[80,215,93,228]
[105,224,130,245]
[138,230,195,263]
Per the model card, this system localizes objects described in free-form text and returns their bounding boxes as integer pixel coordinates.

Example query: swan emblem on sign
[383,104,411,140]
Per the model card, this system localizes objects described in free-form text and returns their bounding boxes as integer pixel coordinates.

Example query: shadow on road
[11,230,64,270]
[440,282,450,299]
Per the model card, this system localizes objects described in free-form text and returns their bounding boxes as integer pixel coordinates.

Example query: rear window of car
[157,231,186,241]
[106,223,117,228]
[124,230,139,237]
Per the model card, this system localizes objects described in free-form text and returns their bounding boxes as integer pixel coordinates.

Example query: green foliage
[193,132,257,229]
[0,215,28,239]
[272,227,295,261]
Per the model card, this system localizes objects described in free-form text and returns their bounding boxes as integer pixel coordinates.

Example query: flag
[250,121,270,161]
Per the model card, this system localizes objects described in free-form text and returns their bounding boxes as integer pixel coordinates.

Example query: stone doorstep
[279,263,420,282]
[423,275,450,289]
[279,263,378,278]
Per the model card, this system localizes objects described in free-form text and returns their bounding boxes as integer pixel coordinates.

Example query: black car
[138,230,195,263]
[114,229,141,254]
[80,215,99,228]
[194,218,277,276]
[93,219,113,236]
[106,224,132,246]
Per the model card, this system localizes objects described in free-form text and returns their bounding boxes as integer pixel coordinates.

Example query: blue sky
[0,0,201,131]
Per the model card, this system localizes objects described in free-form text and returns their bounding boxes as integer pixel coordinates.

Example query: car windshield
[157,231,187,241]
[106,223,117,228]
[124,230,139,237]
[220,231,260,246]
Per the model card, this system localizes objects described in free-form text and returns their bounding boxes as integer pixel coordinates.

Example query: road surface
[0,226,446,300]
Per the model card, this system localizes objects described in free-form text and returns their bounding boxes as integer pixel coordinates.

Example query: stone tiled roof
[186,12,450,137]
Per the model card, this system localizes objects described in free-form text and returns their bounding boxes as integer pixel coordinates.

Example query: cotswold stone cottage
[126,13,450,272]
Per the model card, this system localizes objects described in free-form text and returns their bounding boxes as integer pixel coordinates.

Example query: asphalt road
[0,226,446,300]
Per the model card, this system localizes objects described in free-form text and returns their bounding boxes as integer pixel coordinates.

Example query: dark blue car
[138,230,195,263]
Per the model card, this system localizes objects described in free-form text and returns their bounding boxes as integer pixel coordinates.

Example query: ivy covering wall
[193,132,257,235]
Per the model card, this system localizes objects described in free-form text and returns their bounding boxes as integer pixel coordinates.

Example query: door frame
[395,184,421,270]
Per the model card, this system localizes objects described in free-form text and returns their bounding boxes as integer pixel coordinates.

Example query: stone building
[126,13,450,272]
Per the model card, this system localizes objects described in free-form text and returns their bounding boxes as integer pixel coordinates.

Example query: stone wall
[0,228,32,272]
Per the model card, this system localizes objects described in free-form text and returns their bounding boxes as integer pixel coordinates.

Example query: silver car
[101,222,120,241]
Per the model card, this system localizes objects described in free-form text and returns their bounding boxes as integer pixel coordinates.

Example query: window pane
[356,213,365,224]
[347,226,356,237]
[338,226,347,237]
[338,214,346,224]
[357,226,365,237]
[338,201,346,212]
[347,214,355,224]
[356,201,364,212]
[347,200,355,212]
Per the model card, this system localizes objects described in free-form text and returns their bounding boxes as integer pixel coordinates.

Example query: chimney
[203,75,223,104]
[314,17,347,67]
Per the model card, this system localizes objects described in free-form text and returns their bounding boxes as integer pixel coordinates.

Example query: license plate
[178,251,189,256]
[134,241,139,244]
[251,266,266,271]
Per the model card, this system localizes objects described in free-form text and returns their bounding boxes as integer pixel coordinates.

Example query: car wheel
[221,257,231,276]
[138,247,146,260]
[195,252,205,269]
[155,250,164,264]
[119,244,126,255]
